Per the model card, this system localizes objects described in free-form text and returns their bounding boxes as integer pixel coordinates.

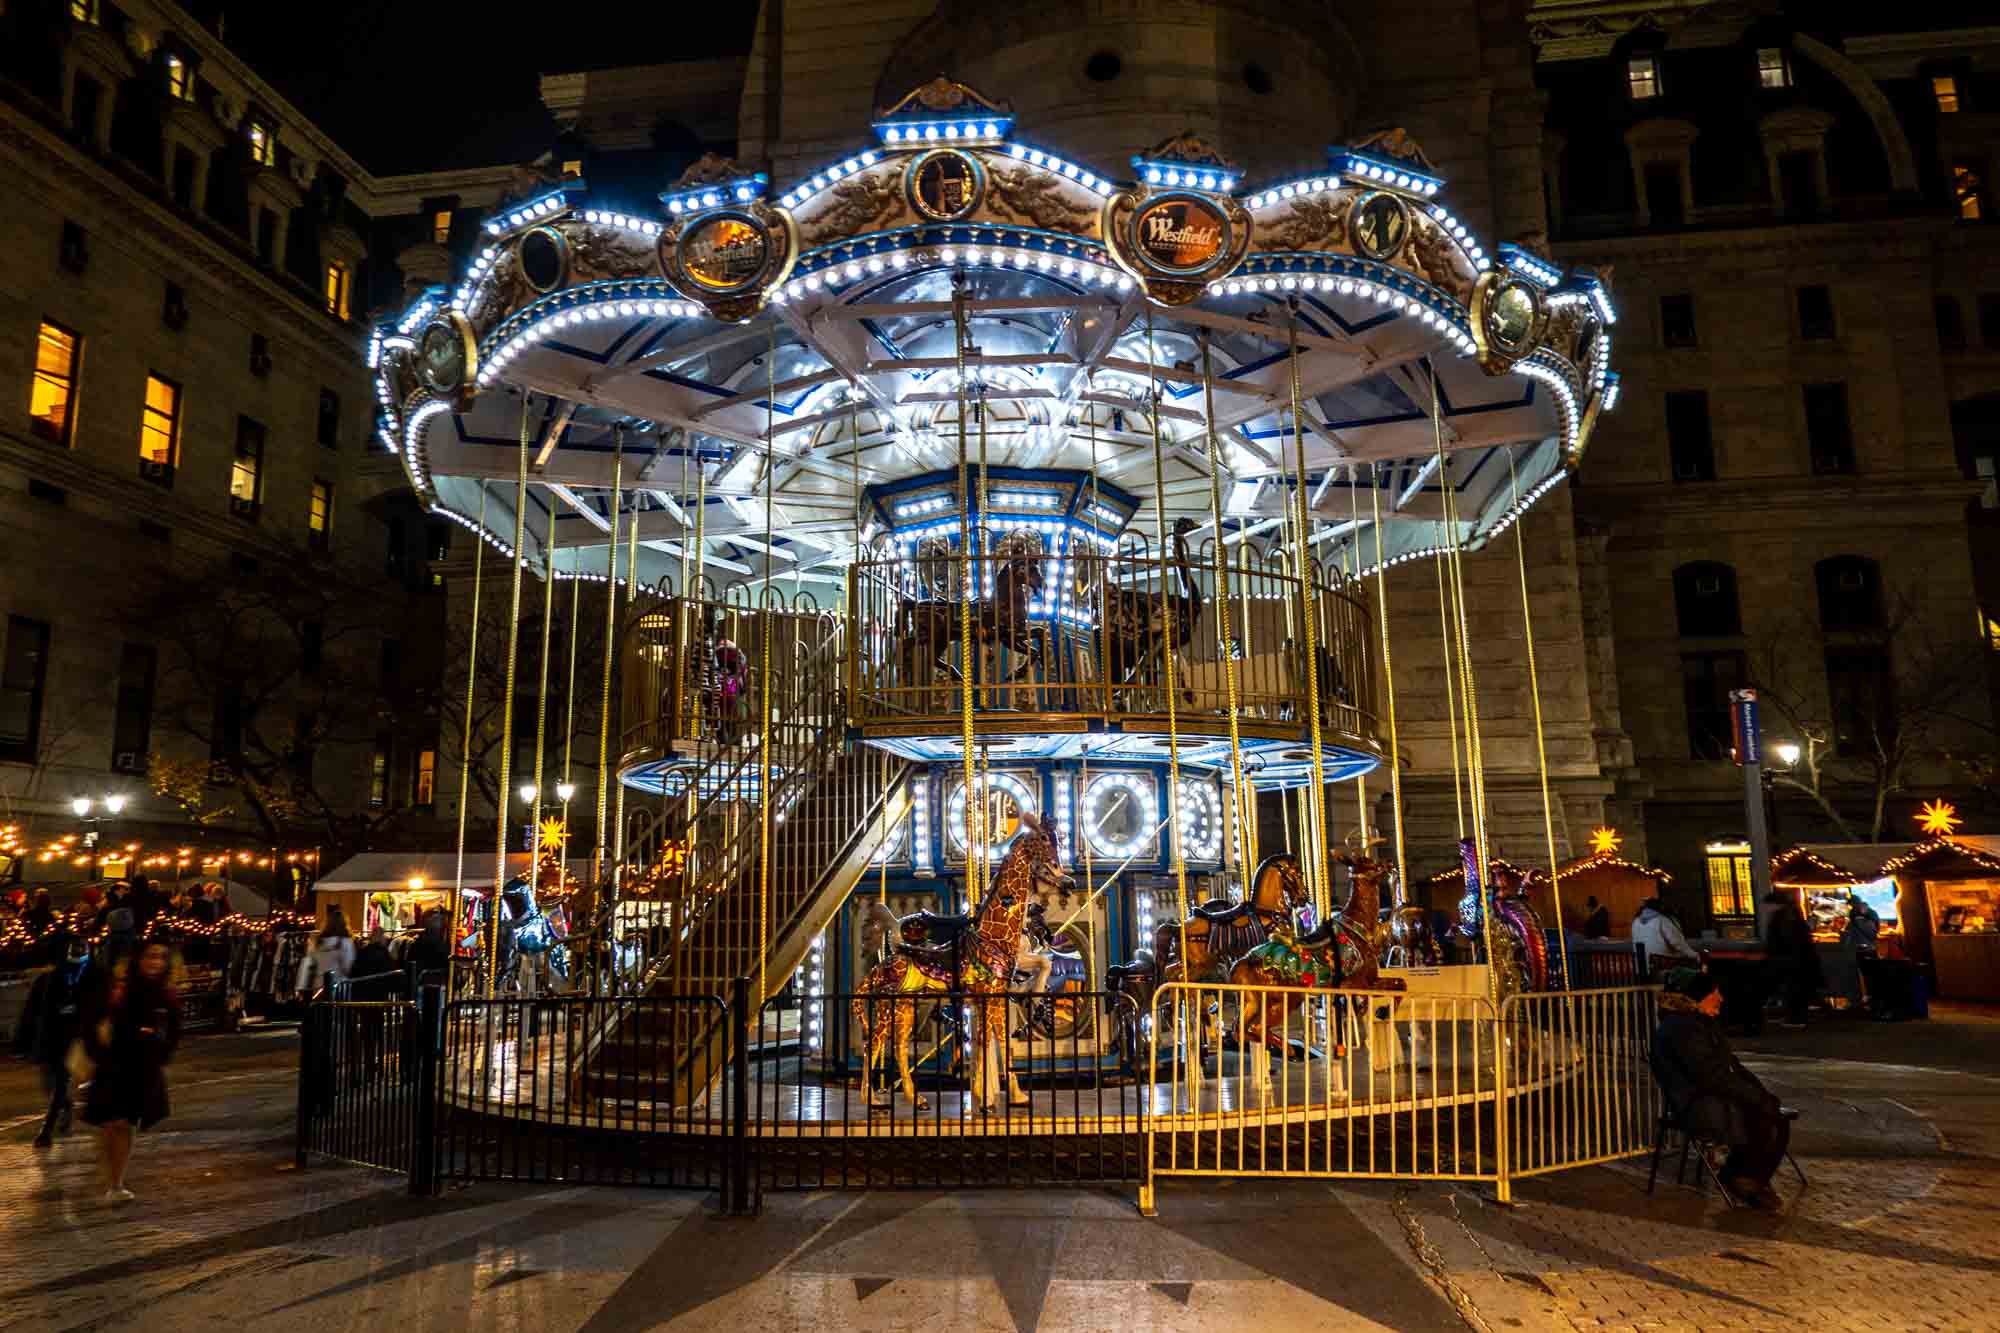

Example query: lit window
[1756,47,1790,90]
[1934,75,1960,114]
[431,209,452,245]
[561,159,582,178]
[369,735,391,807]
[247,121,275,167]
[1705,843,1755,918]
[414,749,436,806]
[69,0,97,23]
[139,374,180,467]
[1627,57,1660,100]
[1955,163,1984,221]
[230,416,264,515]
[30,321,82,446]
[307,479,333,550]
[322,262,350,319]
[1981,612,2000,652]
[164,54,191,101]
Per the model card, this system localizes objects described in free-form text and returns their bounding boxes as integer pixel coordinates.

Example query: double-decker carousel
[376,80,1625,1145]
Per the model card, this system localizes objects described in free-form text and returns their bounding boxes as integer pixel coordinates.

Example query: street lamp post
[70,793,128,881]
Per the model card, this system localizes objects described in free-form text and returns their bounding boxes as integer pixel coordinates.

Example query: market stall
[1529,845,1670,937]
[1882,837,2000,1001]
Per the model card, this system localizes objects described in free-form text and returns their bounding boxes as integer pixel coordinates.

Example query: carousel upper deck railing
[845,542,1382,756]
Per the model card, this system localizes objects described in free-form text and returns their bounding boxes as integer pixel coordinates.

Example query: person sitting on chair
[1653,969,1791,1209]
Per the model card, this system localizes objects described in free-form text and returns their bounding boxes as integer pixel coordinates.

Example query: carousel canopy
[373,81,1618,596]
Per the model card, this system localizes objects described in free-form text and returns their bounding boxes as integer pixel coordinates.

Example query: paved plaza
[0,1009,1996,1332]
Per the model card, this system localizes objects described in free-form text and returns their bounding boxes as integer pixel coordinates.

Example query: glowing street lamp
[1774,741,1801,769]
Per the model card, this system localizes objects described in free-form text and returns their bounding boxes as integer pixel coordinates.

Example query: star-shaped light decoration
[537,815,569,857]
[1917,799,1961,837]
[1588,825,1621,856]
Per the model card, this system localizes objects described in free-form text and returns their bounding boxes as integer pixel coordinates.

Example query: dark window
[1674,562,1741,637]
[1797,285,1835,340]
[387,517,407,578]
[1666,390,1715,481]
[255,208,277,263]
[1825,645,1894,755]
[1816,556,1884,632]
[210,678,243,764]
[230,552,260,579]
[1085,51,1122,82]
[426,520,451,562]
[369,732,392,807]
[1938,295,1967,349]
[230,416,264,517]
[1778,150,1819,219]
[110,644,155,773]
[0,617,52,763]
[317,389,339,447]
[27,479,66,505]
[301,619,324,673]
[170,146,196,207]
[1644,163,1683,225]
[1682,650,1746,760]
[59,220,87,274]
[249,332,271,377]
[162,282,188,331]
[1980,294,2000,348]
[137,518,170,543]
[1660,293,1697,347]
[1242,62,1273,96]
[72,74,101,145]
[1805,382,1855,475]
[380,638,403,689]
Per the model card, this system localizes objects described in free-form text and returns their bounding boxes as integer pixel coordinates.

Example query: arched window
[1937,294,1966,350]
[1674,562,1741,637]
[1815,556,1884,632]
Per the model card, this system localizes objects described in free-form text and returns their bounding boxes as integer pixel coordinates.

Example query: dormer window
[247,121,275,167]
[1934,75,1960,114]
[164,54,192,101]
[1756,48,1790,90]
[1627,57,1660,101]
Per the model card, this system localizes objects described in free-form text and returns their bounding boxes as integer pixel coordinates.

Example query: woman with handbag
[81,941,183,1202]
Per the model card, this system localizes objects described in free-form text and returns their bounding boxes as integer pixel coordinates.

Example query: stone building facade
[0,0,507,862]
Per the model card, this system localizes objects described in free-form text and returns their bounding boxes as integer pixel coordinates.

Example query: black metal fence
[295,992,427,1181]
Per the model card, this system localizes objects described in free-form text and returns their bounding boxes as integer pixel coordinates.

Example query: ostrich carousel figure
[852,809,1074,1112]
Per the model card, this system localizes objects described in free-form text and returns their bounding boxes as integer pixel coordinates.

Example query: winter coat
[18,958,90,1069]
[346,942,400,998]
[1631,906,1697,969]
[81,974,181,1130]
[1651,991,1777,1146]
[295,935,356,997]
[1842,904,1880,951]
[1763,896,1824,982]
[404,932,452,988]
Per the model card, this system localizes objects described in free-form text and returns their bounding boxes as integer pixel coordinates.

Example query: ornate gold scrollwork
[1468,271,1551,374]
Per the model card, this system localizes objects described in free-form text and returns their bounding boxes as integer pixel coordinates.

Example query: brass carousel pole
[591,426,625,908]
[1367,462,1410,904]
[1286,309,1332,920]
[488,394,534,996]
[531,505,556,879]
[757,328,776,1007]
[610,503,638,882]
[1143,312,1191,975]
[1509,449,1572,990]
[448,483,488,990]
[952,278,981,909]
[1198,334,1253,887]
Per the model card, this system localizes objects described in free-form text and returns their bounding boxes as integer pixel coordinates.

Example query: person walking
[81,941,182,1201]
[23,887,57,937]
[404,909,452,991]
[1762,889,1822,1028]
[350,926,397,997]
[98,908,139,978]
[1653,969,1792,1209]
[20,936,90,1148]
[295,911,355,999]
[1581,895,1612,940]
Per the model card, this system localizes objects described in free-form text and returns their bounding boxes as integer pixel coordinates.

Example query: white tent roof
[314,851,589,895]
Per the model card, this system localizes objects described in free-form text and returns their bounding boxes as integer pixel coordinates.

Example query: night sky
[213,2,758,174]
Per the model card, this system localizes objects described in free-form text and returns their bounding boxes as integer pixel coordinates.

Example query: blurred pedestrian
[295,910,354,998]
[404,909,452,991]
[81,941,182,1201]
[20,938,91,1147]
[1632,897,1698,971]
[24,887,57,937]
[1762,889,1822,1028]
[350,926,397,999]
[1582,895,1611,940]
[99,908,139,977]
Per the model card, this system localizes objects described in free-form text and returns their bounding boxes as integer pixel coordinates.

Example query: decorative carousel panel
[943,770,1040,864]
[1081,770,1159,861]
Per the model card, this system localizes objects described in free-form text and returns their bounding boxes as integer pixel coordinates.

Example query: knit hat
[1663,966,1717,1002]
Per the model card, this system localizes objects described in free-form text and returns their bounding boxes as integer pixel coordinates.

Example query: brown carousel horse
[896,530,1050,698]
[852,809,1075,1111]
[1076,517,1204,704]
[1229,841,1404,1079]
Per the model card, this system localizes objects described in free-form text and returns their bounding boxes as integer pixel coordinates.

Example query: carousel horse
[851,810,1075,1111]
[496,877,570,997]
[1446,839,1539,997]
[895,532,1048,695]
[1079,517,1204,704]
[1229,844,1404,1077]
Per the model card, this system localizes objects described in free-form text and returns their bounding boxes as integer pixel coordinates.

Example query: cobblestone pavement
[0,1008,1994,1331]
